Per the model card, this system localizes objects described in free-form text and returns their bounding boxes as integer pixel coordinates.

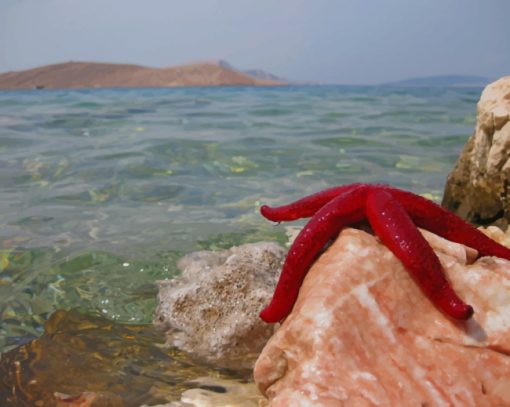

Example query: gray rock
[443,76,510,227]
[154,242,285,371]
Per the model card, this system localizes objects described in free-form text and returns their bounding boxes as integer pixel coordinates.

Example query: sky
[0,0,509,85]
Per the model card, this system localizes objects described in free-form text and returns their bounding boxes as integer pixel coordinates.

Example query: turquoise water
[0,85,480,352]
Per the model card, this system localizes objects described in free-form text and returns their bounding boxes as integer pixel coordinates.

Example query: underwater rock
[443,76,510,228]
[154,242,285,371]
[54,391,97,407]
[254,228,510,406]
[0,309,256,406]
[142,377,264,407]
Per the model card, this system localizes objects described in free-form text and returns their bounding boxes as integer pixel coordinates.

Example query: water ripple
[0,85,480,351]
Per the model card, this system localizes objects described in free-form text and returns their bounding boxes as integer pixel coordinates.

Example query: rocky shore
[154,77,510,406]
[2,78,510,406]
[443,76,510,228]
[153,226,510,406]
[254,227,510,406]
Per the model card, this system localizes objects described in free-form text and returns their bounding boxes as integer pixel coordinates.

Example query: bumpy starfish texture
[259,183,510,323]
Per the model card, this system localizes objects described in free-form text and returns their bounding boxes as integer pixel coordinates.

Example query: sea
[0,85,480,354]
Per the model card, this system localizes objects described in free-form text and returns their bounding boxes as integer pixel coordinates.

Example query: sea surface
[0,85,481,354]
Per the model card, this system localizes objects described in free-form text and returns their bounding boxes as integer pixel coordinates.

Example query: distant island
[0,62,492,90]
[382,75,490,87]
[0,60,286,90]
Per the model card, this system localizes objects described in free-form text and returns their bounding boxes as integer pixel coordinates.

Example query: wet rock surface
[254,228,510,406]
[0,309,262,407]
[142,377,263,407]
[443,76,510,227]
[154,242,285,371]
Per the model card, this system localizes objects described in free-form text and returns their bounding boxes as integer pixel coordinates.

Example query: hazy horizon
[1,0,509,85]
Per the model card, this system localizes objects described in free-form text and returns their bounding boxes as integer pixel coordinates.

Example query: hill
[0,61,285,90]
[383,75,489,87]
[195,59,289,83]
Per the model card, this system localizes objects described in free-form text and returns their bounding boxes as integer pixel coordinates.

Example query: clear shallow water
[0,85,480,352]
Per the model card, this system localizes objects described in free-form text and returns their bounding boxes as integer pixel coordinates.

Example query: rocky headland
[0,61,285,90]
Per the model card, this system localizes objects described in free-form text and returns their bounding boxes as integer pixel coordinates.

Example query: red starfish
[259,183,510,323]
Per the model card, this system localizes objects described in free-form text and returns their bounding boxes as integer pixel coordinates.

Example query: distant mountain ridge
[0,60,286,90]
[211,59,289,83]
[383,75,490,87]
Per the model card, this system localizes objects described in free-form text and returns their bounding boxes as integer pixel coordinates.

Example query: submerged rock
[142,377,263,407]
[54,391,97,407]
[154,242,285,371]
[443,76,510,227]
[254,228,510,406]
[0,309,257,406]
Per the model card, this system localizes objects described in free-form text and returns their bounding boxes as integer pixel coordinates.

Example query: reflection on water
[0,309,254,406]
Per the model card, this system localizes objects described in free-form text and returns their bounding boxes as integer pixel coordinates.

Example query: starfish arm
[262,182,510,259]
[366,189,473,320]
[260,183,364,222]
[259,185,369,323]
[391,189,510,260]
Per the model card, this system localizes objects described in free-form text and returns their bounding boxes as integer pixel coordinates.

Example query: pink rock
[254,228,510,406]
